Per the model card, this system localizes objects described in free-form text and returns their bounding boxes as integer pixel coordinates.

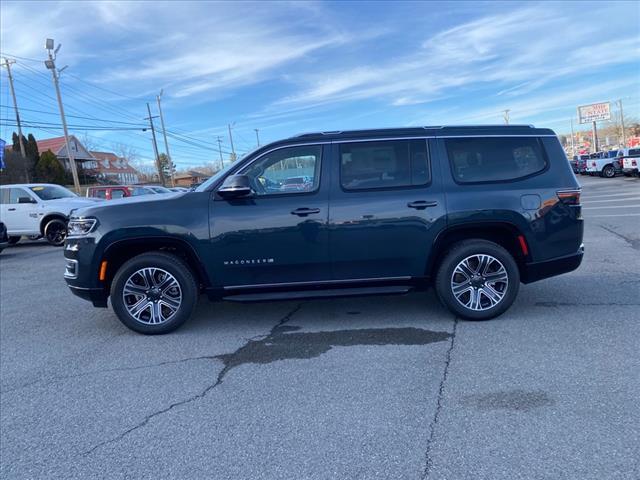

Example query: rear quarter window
[445,137,547,183]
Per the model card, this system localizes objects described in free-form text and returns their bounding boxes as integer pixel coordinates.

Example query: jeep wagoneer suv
[63,126,583,334]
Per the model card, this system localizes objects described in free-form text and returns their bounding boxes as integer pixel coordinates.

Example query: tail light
[557,189,581,206]
[633,160,638,167]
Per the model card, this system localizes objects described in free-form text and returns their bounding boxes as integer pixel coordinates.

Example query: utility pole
[1,58,29,182]
[145,102,164,186]
[618,99,626,148]
[156,90,174,186]
[228,123,236,161]
[502,109,510,125]
[570,118,576,157]
[254,128,260,146]
[591,121,598,154]
[217,136,224,169]
[44,39,80,193]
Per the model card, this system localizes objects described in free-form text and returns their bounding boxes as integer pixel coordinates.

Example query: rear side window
[340,139,430,190]
[445,137,546,183]
[92,189,107,199]
[629,148,640,156]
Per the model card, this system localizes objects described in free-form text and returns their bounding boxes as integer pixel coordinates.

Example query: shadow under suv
[64,125,584,334]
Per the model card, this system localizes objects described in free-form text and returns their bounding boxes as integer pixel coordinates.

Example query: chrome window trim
[237,142,330,175]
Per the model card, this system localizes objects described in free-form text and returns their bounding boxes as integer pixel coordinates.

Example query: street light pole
[570,117,576,157]
[618,99,626,148]
[45,39,81,193]
[145,102,164,186]
[156,90,174,186]
[1,58,29,181]
[217,136,224,169]
[228,123,236,161]
[254,128,260,146]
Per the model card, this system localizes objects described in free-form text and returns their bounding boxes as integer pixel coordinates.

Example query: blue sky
[1,0,639,169]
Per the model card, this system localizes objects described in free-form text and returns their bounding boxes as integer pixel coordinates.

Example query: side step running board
[223,285,413,302]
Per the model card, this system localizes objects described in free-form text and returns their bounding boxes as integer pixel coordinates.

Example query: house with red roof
[35,135,139,184]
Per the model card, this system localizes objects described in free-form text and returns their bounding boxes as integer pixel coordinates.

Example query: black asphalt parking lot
[1,175,639,479]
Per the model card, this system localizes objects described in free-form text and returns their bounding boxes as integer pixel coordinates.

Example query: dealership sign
[577,102,611,124]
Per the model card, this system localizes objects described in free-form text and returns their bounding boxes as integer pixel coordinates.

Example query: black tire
[435,239,520,321]
[602,165,615,178]
[44,218,68,246]
[8,236,21,245]
[110,252,198,334]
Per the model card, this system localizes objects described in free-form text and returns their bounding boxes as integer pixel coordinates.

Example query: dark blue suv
[64,125,584,334]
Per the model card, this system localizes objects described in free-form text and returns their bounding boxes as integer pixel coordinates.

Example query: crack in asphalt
[421,317,458,480]
[1,355,219,395]
[600,225,640,251]
[82,304,303,456]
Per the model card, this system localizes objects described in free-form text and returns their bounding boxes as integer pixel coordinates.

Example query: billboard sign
[577,102,611,124]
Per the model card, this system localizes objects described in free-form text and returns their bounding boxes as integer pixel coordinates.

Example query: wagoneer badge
[224,258,274,266]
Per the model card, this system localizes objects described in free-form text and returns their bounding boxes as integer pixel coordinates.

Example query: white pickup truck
[584,151,621,178]
[0,184,101,246]
[619,147,640,177]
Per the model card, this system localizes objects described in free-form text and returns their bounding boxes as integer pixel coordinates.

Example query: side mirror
[217,175,254,199]
[18,196,36,204]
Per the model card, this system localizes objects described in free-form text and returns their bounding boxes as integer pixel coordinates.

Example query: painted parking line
[581,192,640,200]
[586,213,640,218]
[582,205,640,210]
[582,197,640,204]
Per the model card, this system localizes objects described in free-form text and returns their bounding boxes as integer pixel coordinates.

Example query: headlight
[68,218,97,236]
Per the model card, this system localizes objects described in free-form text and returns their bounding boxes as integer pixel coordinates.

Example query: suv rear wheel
[110,252,198,334]
[435,239,520,320]
[601,164,615,178]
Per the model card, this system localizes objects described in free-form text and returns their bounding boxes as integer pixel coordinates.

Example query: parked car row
[0,183,187,247]
[570,148,640,178]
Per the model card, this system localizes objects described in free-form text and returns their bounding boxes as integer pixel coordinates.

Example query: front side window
[111,189,126,199]
[242,145,322,196]
[9,188,32,204]
[445,137,546,183]
[93,189,107,199]
[339,139,430,190]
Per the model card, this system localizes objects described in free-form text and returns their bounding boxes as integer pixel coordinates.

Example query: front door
[329,138,446,280]
[209,144,330,287]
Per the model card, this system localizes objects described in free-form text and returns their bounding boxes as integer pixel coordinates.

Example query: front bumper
[68,285,109,307]
[521,245,584,284]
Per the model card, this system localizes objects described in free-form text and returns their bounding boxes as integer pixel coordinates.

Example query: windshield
[29,185,77,200]
[150,186,172,193]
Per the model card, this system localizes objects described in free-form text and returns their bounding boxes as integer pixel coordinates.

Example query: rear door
[328,138,446,280]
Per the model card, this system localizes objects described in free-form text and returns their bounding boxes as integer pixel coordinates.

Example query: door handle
[291,207,321,217]
[8,208,16,211]
[407,200,438,210]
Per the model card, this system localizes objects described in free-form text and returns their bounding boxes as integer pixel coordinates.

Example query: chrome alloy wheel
[122,268,182,325]
[450,254,509,311]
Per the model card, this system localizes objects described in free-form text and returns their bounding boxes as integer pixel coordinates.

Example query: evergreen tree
[35,150,66,185]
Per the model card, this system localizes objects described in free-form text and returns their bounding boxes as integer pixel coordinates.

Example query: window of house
[445,137,547,183]
[339,139,430,190]
[242,145,322,196]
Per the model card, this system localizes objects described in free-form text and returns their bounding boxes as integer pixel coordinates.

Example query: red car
[86,185,154,200]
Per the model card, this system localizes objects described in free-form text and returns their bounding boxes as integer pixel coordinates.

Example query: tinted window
[445,137,546,183]
[242,145,322,196]
[340,139,429,190]
[629,148,640,156]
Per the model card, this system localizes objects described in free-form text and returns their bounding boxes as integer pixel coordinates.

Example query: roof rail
[425,124,534,128]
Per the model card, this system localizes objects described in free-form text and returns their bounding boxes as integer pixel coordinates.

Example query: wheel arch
[39,212,68,236]
[427,222,529,279]
[100,236,210,293]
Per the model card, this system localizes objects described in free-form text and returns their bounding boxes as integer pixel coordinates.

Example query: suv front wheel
[435,240,520,320]
[110,252,198,334]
